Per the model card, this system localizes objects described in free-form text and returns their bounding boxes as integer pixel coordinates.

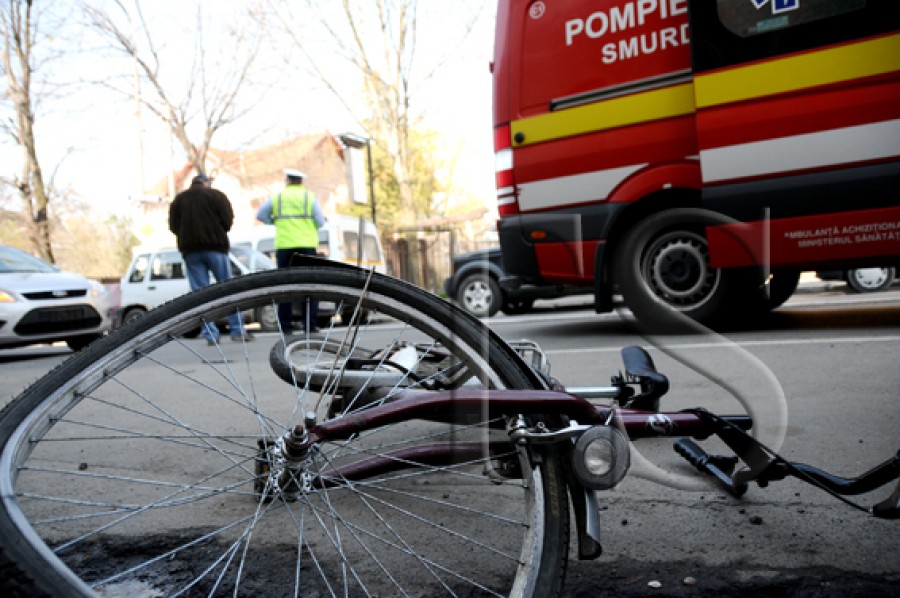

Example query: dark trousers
[275,247,319,332]
[183,251,245,340]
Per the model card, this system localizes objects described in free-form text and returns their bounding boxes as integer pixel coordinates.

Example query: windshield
[230,245,276,270]
[0,246,57,274]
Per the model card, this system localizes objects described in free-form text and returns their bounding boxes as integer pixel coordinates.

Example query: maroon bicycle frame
[301,388,750,486]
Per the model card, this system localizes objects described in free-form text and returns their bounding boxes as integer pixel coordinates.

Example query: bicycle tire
[268,336,374,390]
[0,263,569,597]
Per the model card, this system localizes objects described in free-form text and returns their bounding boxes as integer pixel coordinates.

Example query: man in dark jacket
[168,173,253,344]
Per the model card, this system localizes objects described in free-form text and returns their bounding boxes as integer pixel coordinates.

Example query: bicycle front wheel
[0,263,569,597]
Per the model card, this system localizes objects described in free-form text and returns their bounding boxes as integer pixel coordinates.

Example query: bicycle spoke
[0,265,565,597]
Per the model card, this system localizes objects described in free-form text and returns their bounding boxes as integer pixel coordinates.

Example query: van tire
[759,270,801,310]
[255,305,279,332]
[121,307,147,327]
[613,208,744,332]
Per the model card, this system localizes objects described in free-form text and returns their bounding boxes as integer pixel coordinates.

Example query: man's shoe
[206,339,217,346]
[231,333,255,342]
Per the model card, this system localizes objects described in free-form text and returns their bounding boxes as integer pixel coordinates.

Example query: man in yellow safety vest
[256,168,327,333]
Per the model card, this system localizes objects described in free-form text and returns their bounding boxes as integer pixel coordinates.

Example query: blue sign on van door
[773,0,799,13]
[750,0,800,13]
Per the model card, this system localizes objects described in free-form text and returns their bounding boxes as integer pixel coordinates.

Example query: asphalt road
[487,288,900,597]
[2,286,899,597]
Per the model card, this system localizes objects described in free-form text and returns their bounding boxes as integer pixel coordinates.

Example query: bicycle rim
[0,264,568,597]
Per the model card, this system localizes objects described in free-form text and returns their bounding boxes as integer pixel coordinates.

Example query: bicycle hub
[281,424,310,461]
[278,425,312,500]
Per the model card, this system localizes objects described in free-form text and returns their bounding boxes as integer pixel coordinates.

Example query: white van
[116,246,276,329]
[231,215,386,274]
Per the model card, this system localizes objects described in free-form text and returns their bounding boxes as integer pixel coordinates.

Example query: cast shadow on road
[542,304,900,337]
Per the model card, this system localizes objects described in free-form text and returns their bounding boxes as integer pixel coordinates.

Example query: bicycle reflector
[572,425,630,490]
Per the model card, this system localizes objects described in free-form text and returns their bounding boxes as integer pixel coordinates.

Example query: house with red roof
[133,131,351,248]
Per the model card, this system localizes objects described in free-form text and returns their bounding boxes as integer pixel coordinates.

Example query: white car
[0,244,111,351]
[116,246,276,329]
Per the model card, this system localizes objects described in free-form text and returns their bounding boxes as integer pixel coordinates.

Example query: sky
[3,1,498,217]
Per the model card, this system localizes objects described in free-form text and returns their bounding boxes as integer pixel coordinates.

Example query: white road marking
[545,335,900,355]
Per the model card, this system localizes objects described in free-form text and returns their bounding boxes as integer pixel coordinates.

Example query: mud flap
[563,451,603,560]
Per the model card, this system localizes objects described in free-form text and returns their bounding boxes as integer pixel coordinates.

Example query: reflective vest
[272,185,319,249]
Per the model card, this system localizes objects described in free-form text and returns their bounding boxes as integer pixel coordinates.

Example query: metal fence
[383,229,496,295]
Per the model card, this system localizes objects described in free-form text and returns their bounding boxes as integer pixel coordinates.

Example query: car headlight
[89,280,108,298]
[0,289,17,303]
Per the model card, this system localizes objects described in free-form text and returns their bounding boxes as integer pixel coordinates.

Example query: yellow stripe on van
[695,33,900,108]
[511,82,696,147]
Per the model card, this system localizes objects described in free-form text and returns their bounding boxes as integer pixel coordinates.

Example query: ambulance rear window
[717,0,865,37]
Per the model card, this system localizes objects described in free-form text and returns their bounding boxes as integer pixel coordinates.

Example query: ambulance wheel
[719,268,801,317]
[846,267,895,293]
[613,208,741,332]
[758,270,801,310]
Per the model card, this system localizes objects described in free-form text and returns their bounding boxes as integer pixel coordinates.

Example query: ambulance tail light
[494,124,518,216]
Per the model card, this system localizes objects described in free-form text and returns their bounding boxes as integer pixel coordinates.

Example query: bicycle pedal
[674,439,747,497]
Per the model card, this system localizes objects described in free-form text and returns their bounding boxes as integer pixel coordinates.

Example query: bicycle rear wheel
[0,263,569,597]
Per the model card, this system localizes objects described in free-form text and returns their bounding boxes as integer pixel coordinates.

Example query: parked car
[816,267,897,293]
[0,244,111,351]
[444,247,590,318]
[116,246,276,329]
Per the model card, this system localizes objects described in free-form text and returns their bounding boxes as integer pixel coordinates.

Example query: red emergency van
[493,0,900,327]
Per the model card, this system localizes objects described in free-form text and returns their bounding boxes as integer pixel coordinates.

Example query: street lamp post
[365,140,376,225]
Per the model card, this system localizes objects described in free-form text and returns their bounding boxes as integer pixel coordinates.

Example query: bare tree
[273,0,484,227]
[0,0,57,261]
[271,0,484,286]
[82,0,269,180]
